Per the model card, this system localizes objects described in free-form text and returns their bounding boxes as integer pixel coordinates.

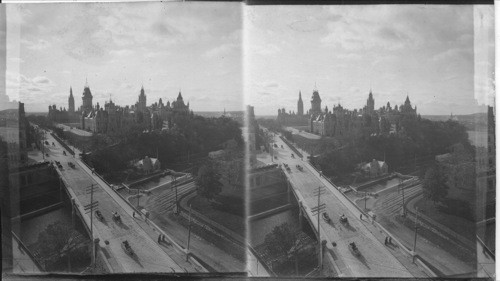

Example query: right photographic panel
[245,5,495,278]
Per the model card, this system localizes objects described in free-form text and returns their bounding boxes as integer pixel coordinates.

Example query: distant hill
[26,112,47,116]
[422,113,488,131]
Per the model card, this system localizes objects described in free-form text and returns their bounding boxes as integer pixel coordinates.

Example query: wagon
[322,212,331,223]
[349,242,360,256]
[121,240,134,256]
[112,212,122,223]
[95,210,104,221]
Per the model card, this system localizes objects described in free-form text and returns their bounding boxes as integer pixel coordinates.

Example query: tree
[422,165,448,204]
[264,222,298,258]
[217,139,244,187]
[36,221,89,271]
[195,161,222,200]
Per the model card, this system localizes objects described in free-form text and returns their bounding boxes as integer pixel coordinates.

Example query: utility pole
[414,153,417,171]
[413,207,419,263]
[84,184,99,268]
[136,188,140,209]
[173,175,178,214]
[311,186,326,272]
[399,178,406,217]
[186,204,192,261]
[364,192,368,210]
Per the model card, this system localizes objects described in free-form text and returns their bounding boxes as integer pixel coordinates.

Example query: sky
[5,2,243,113]
[245,5,495,116]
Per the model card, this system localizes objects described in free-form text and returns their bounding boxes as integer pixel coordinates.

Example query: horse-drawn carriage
[340,214,348,224]
[95,210,104,221]
[112,212,122,223]
[121,240,135,256]
[322,212,331,223]
[349,242,360,256]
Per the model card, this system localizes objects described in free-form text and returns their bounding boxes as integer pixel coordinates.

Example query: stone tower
[138,86,147,112]
[81,81,93,114]
[366,90,375,113]
[297,91,304,116]
[68,87,75,113]
[310,89,322,116]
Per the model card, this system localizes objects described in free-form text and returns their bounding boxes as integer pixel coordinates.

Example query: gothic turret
[310,88,322,116]
[138,86,147,111]
[81,83,93,114]
[297,91,304,116]
[68,87,75,113]
[366,90,375,113]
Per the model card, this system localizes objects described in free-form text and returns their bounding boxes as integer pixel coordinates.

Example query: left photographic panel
[1,2,246,276]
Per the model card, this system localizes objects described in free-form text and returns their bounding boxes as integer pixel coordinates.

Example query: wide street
[142,181,246,272]
[41,130,202,273]
[266,131,420,277]
[373,188,475,275]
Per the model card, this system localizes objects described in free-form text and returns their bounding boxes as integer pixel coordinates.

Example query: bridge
[44,129,206,273]
[267,130,428,277]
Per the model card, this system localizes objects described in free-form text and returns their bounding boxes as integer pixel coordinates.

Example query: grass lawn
[414,197,475,242]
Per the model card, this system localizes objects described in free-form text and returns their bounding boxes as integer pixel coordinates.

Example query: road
[43,131,198,273]
[143,180,246,272]
[373,187,475,275]
[268,133,415,277]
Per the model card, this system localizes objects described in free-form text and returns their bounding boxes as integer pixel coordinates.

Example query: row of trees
[310,119,473,183]
[421,143,476,205]
[195,139,245,201]
[83,114,243,176]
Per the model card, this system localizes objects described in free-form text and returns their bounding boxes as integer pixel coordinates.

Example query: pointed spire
[85,77,88,88]
[299,91,302,100]
[405,94,410,104]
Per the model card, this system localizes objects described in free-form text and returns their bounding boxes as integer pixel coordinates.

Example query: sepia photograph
[0,1,496,280]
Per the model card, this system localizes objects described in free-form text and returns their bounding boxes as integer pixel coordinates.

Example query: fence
[50,132,75,155]
[11,231,44,272]
[279,136,303,158]
[285,138,439,277]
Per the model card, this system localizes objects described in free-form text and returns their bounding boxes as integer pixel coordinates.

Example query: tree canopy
[195,160,222,200]
[422,164,448,204]
[264,222,298,258]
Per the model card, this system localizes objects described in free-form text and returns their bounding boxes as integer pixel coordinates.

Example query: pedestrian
[384,237,388,245]
[360,214,362,220]
[158,234,161,243]
[132,211,135,218]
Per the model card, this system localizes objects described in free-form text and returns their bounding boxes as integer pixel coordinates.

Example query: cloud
[22,38,50,50]
[109,49,135,57]
[265,82,279,88]
[32,76,51,84]
[250,44,280,56]
[432,48,471,62]
[204,43,238,59]
[8,57,24,64]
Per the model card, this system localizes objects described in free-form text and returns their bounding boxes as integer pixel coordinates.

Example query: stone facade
[310,90,418,138]
[50,82,191,135]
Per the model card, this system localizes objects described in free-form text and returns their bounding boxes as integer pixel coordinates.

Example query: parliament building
[277,87,418,138]
[48,82,191,135]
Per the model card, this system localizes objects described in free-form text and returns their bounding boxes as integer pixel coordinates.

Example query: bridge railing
[11,231,44,272]
[50,132,75,155]
[279,136,303,158]
[284,138,439,277]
